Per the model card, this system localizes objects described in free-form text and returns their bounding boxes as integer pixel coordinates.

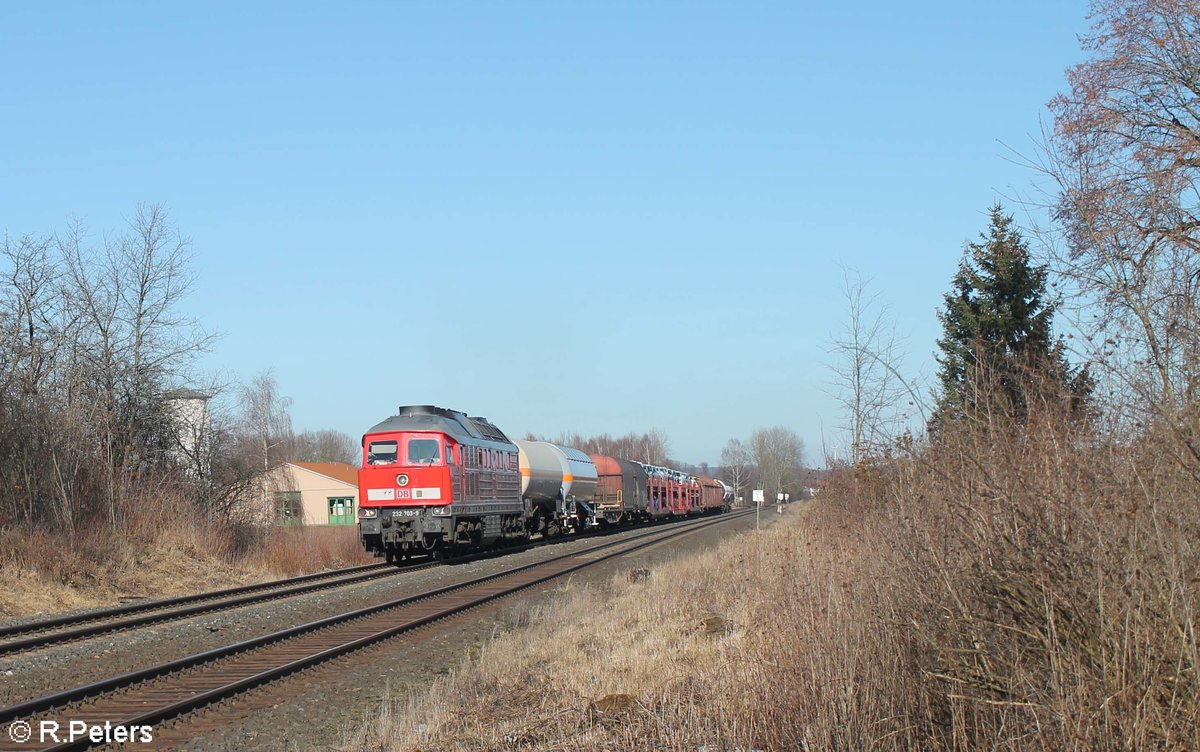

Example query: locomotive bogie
[359,505,526,561]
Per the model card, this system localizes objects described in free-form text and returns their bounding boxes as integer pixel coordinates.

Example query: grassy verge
[0,497,372,618]
[343,506,909,751]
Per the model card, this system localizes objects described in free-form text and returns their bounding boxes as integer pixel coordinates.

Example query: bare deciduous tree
[0,207,212,530]
[236,370,295,520]
[749,426,805,500]
[1043,0,1200,474]
[720,438,752,504]
[289,429,359,466]
[239,370,293,479]
[1,234,62,399]
[63,207,212,523]
[534,429,673,466]
[0,232,79,527]
[827,268,909,463]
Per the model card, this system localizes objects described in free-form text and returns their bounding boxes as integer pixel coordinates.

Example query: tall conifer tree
[935,205,1088,424]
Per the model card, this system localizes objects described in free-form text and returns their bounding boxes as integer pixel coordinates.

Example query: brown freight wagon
[695,475,725,512]
[588,453,650,525]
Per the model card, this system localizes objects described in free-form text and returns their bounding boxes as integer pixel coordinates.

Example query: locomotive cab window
[407,438,441,464]
[367,441,398,465]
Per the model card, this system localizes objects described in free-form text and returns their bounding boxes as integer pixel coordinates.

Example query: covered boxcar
[589,453,649,525]
[696,475,726,512]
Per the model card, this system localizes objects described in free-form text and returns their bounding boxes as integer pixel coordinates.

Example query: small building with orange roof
[269,461,360,526]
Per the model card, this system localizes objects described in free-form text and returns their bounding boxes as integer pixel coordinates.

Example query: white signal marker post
[753,489,765,530]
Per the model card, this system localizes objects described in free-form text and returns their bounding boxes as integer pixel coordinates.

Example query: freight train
[356,405,733,562]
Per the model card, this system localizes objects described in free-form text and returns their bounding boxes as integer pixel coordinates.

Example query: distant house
[269,461,361,526]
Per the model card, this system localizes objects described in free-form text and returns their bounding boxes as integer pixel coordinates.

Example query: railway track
[0,511,728,657]
[0,562,406,657]
[0,509,750,751]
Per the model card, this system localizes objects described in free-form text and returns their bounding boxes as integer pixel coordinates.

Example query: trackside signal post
[753,489,764,530]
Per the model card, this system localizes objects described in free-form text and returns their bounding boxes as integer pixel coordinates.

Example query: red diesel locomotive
[357,406,526,563]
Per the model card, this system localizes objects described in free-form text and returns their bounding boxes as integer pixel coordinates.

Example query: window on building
[275,491,303,526]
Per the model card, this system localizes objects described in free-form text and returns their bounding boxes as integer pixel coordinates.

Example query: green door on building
[327,496,355,525]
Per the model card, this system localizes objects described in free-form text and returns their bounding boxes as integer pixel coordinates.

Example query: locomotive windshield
[366,441,398,465]
[408,438,441,464]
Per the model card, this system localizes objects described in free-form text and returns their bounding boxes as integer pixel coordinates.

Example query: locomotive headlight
[396,473,410,487]
[358,508,378,518]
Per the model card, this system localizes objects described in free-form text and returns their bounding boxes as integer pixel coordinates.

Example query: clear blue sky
[1,1,1090,466]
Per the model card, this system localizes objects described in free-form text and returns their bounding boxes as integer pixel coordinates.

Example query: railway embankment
[345,424,1199,752]
[165,509,768,752]
[0,520,371,620]
[344,504,814,752]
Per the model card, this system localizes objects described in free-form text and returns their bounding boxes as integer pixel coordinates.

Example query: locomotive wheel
[385,549,396,565]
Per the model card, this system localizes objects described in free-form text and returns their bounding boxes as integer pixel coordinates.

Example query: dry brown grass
[253,524,374,577]
[0,512,256,618]
[344,401,1199,751]
[343,508,917,752]
[0,492,372,619]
